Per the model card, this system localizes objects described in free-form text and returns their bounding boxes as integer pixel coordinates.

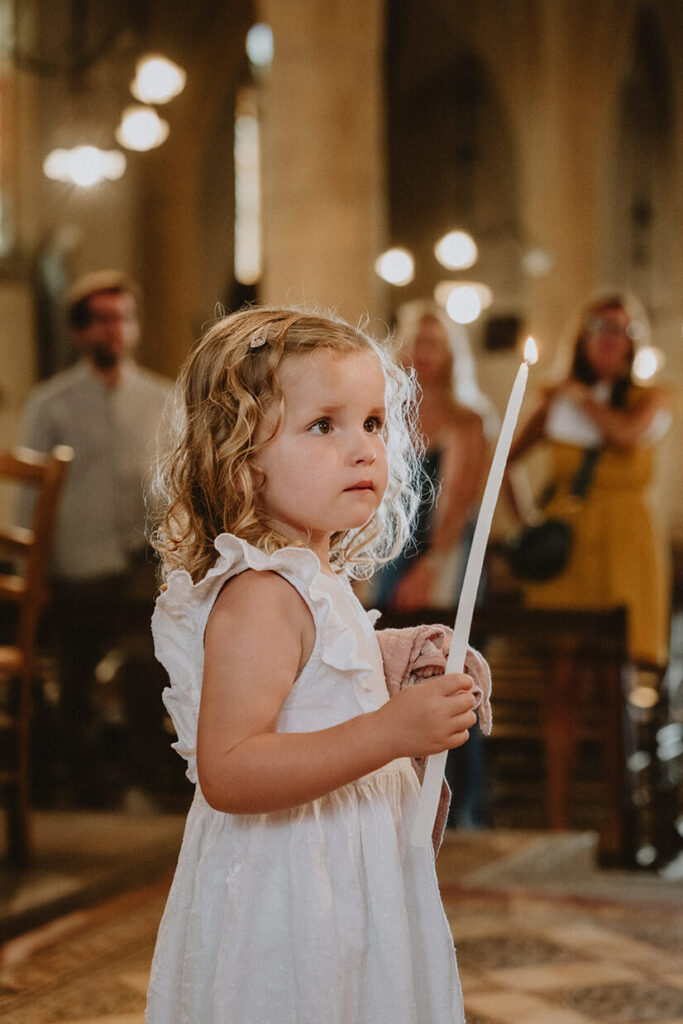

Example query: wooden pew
[375,603,631,865]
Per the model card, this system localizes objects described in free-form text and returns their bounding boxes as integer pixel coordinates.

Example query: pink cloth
[375,624,492,854]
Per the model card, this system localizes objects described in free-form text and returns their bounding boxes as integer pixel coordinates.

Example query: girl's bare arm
[197,570,476,814]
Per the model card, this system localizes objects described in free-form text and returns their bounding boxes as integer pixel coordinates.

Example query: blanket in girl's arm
[375,624,492,855]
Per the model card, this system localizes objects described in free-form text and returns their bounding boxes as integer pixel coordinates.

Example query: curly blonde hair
[152,306,423,584]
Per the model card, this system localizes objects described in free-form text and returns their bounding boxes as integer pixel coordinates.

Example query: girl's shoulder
[207,567,315,647]
[151,534,331,783]
[153,534,323,646]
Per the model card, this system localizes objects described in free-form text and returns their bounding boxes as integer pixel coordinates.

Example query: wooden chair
[0,445,73,865]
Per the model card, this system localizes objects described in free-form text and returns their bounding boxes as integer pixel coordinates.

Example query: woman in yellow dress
[508,290,671,669]
[506,291,672,834]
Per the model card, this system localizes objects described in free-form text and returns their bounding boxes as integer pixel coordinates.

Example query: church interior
[1,1,683,1021]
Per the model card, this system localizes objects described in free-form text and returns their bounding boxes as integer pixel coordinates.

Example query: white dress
[146,533,465,1024]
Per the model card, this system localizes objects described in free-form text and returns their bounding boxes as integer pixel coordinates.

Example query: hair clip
[249,326,269,350]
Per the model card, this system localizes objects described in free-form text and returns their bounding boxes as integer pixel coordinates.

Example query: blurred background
[2,6,683,1015]
[1,0,683,850]
[0,0,683,1001]
[0,0,681,549]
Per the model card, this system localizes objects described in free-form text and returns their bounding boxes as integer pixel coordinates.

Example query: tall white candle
[411,337,538,847]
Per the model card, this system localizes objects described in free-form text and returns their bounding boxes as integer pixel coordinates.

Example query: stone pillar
[513,6,620,365]
[257,0,388,326]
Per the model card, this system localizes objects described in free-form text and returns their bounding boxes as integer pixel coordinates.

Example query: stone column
[257,0,388,327]
[513,5,619,364]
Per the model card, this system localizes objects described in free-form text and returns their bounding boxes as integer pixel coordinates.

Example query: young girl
[146,307,484,1024]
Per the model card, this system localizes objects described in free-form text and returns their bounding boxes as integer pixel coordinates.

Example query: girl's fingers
[440,671,474,694]
[447,689,477,715]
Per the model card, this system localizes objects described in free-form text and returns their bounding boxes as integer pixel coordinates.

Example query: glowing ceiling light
[521,246,554,278]
[374,247,415,286]
[434,280,492,311]
[116,105,169,151]
[434,230,478,270]
[246,23,274,67]
[43,146,126,187]
[131,54,186,104]
[633,346,664,381]
[446,284,482,323]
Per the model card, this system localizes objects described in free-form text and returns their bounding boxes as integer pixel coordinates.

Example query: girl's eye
[310,418,331,435]
[364,416,384,433]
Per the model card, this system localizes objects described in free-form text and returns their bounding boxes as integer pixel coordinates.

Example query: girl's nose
[352,435,377,464]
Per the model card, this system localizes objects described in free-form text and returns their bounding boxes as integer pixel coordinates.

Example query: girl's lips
[346,481,374,491]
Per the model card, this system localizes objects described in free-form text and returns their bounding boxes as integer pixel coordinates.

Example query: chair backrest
[0,445,73,664]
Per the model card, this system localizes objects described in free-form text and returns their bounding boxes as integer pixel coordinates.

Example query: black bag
[506,517,574,582]
[506,446,601,583]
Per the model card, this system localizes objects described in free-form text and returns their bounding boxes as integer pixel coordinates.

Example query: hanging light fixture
[116,105,169,151]
[632,347,665,382]
[26,6,185,187]
[446,284,483,324]
[246,24,274,68]
[435,280,492,312]
[434,230,478,271]
[131,54,186,104]
[43,146,126,187]
[374,247,415,286]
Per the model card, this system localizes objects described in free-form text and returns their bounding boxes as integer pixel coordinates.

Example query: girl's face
[582,306,633,380]
[255,348,389,565]
[407,316,453,386]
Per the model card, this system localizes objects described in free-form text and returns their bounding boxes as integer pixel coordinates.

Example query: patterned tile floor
[1,824,682,1023]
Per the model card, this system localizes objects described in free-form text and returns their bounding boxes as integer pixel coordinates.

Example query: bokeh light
[43,147,126,187]
[633,346,665,381]
[446,284,482,323]
[435,280,492,311]
[116,106,169,151]
[131,55,186,104]
[434,230,478,270]
[246,24,274,67]
[374,247,415,286]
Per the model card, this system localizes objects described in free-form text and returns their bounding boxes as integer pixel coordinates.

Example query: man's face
[76,291,140,370]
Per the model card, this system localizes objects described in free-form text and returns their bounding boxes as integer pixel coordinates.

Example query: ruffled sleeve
[152,569,201,781]
[152,534,316,782]
[151,533,378,782]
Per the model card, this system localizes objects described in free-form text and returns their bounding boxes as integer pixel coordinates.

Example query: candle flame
[523,336,539,365]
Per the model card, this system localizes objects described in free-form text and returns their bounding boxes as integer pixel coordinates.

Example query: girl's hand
[377,673,477,759]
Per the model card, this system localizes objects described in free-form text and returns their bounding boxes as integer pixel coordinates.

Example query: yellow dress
[525,435,670,667]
